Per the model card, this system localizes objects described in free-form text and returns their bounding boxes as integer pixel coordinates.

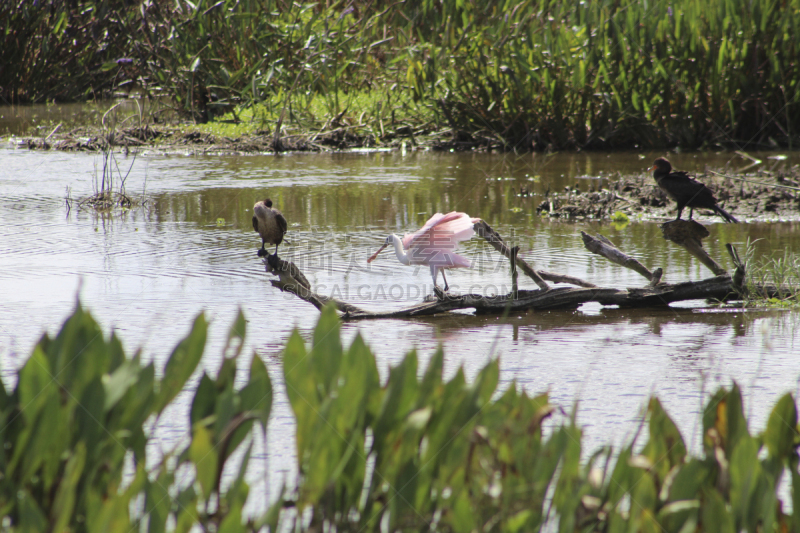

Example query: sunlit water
[1,144,799,516]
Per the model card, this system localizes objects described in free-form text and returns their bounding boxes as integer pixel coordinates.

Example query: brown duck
[252,198,288,257]
[650,158,737,223]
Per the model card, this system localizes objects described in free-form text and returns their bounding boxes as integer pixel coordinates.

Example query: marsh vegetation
[1,303,797,531]
[5,0,800,150]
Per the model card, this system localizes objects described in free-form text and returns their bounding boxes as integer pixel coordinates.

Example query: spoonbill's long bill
[367,211,480,292]
[253,198,288,257]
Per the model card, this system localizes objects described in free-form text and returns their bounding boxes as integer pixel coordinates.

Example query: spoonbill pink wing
[402,212,479,268]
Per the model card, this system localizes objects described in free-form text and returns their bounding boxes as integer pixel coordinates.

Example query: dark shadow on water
[383,304,795,339]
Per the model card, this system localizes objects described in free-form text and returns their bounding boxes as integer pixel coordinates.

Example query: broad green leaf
[12,391,63,484]
[190,372,217,426]
[792,465,800,533]
[103,359,142,412]
[106,360,156,461]
[51,442,87,533]
[725,384,749,457]
[506,509,534,532]
[474,357,499,407]
[240,353,273,430]
[554,424,583,533]
[223,308,247,360]
[87,459,146,532]
[763,393,798,461]
[155,313,207,413]
[449,490,476,533]
[665,458,712,502]
[107,331,126,372]
[282,329,315,464]
[77,377,105,459]
[213,380,237,440]
[190,424,218,500]
[18,490,47,533]
[216,356,238,395]
[17,346,54,421]
[417,345,444,409]
[606,446,633,505]
[389,459,422,530]
[310,304,343,395]
[701,487,735,533]
[643,396,686,484]
[145,468,173,533]
[630,471,658,529]
[218,504,244,533]
[657,499,699,533]
[703,387,727,454]
[703,384,749,459]
[174,486,199,533]
[375,350,419,436]
[46,303,109,398]
[346,333,379,398]
[729,435,762,532]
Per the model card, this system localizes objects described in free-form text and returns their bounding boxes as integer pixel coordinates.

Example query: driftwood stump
[660,220,727,276]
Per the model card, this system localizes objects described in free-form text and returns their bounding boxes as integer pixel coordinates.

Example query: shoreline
[8,124,800,222]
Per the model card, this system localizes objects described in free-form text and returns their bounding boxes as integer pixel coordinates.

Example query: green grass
[186,87,436,142]
[746,245,800,306]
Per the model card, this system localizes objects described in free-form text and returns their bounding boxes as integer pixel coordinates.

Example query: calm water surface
[1,145,799,514]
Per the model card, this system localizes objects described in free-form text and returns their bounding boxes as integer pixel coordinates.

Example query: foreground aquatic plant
[278,305,800,531]
[2,303,798,531]
[0,302,274,532]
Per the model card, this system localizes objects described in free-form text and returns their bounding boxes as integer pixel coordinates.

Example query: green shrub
[2,302,798,531]
[282,305,800,531]
[0,302,273,532]
[5,0,800,148]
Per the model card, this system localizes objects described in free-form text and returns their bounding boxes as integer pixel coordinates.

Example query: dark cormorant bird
[650,158,737,223]
[252,198,288,257]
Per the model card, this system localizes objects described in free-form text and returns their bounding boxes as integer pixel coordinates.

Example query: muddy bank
[536,167,800,222]
[13,123,481,154]
[12,125,800,221]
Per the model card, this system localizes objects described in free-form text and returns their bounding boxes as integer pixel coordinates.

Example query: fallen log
[267,262,755,319]
[263,220,789,319]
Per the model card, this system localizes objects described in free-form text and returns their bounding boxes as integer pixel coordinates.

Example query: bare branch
[581,231,662,285]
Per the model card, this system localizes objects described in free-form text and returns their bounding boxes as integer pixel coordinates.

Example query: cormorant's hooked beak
[367,243,388,263]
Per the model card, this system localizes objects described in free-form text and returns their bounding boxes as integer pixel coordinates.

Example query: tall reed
[5,0,800,149]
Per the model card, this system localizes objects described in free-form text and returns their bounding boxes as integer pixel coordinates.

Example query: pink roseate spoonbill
[253,198,288,257]
[367,212,480,292]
